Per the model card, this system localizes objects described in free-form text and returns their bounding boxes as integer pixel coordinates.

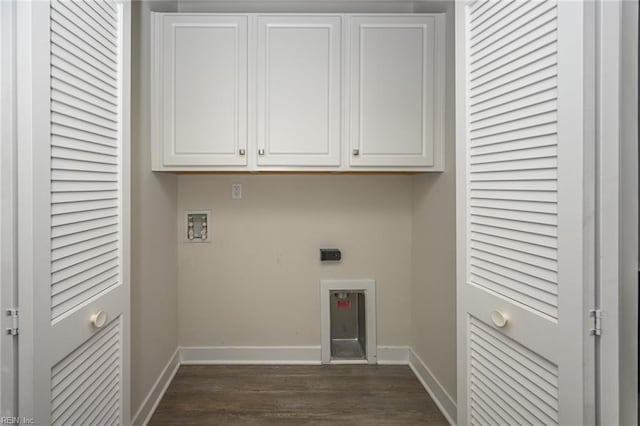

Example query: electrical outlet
[231,183,242,200]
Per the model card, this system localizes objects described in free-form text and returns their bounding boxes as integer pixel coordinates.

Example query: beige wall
[132,0,459,417]
[410,0,457,402]
[131,0,179,418]
[177,175,412,347]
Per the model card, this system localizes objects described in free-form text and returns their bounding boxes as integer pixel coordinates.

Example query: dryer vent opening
[330,291,366,360]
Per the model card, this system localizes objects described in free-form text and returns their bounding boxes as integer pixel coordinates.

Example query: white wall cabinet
[257,16,342,167]
[153,15,248,168]
[151,13,445,172]
[349,16,444,168]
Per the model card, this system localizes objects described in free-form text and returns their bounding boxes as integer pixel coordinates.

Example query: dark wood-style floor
[149,365,448,425]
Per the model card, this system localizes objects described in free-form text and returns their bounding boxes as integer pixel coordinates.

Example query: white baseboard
[408,348,457,426]
[131,347,180,426]
[180,346,322,365]
[179,345,410,365]
[376,346,410,364]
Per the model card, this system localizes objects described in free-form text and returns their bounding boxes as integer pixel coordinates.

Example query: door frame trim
[0,0,18,417]
[597,1,639,424]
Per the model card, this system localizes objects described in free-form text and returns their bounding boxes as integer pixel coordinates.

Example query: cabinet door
[350,15,443,168]
[256,16,342,167]
[159,15,248,167]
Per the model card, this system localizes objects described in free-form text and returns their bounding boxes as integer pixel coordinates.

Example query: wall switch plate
[184,210,211,243]
[231,183,242,200]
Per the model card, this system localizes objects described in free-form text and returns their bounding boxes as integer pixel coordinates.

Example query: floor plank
[149,365,448,425]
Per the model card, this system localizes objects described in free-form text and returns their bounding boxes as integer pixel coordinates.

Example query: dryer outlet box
[321,249,341,261]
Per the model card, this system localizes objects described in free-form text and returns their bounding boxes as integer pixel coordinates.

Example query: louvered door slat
[471,7,555,71]
[51,344,119,420]
[50,67,117,107]
[52,101,117,128]
[51,317,122,425]
[80,380,120,425]
[52,191,119,206]
[52,159,118,175]
[52,276,119,320]
[57,0,118,39]
[469,317,560,424]
[473,32,557,89]
[470,122,557,149]
[470,256,557,291]
[51,80,118,115]
[52,0,118,52]
[51,62,116,104]
[51,44,117,90]
[471,360,557,424]
[467,0,560,319]
[471,2,555,55]
[96,0,117,17]
[52,112,118,140]
[50,11,116,70]
[84,0,117,32]
[470,64,557,107]
[470,96,557,130]
[51,252,118,290]
[469,0,492,17]
[52,181,118,194]
[471,144,557,165]
[471,1,522,38]
[52,90,118,124]
[469,399,491,425]
[469,392,505,425]
[471,189,557,204]
[52,146,118,166]
[470,378,524,424]
[471,220,557,243]
[50,0,122,322]
[52,135,118,158]
[52,240,118,272]
[52,124,117,149]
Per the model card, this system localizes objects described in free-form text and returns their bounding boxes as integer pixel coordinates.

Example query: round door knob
[490,310,508,328]
[239,149,246,156]
[90,311,108,329]
[258,149,265,156]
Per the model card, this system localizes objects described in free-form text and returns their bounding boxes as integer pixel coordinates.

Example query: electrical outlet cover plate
[231,183,242,200]
[184,210,212,243]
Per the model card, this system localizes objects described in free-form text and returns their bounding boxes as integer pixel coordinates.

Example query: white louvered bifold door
[456,1,595,425]
[18,1,130,424]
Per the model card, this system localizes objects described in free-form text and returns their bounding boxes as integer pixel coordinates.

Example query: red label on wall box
[337,300,351,309]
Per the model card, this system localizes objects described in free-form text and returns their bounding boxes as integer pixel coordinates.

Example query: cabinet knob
[353,149,360,156]
[258,149,265,156]
[239,149,245,156]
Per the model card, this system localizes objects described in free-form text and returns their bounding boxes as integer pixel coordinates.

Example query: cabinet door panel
[162,15,247,166]
[257,16,342,167]
[350,16,442,168]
